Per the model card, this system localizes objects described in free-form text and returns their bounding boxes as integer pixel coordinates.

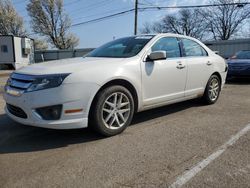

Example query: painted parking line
[169,123,250,188]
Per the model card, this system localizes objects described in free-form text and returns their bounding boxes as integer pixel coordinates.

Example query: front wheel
[202,74,221,105]
[90,85,134,136]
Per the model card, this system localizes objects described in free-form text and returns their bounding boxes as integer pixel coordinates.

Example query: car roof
[134,33,198,40]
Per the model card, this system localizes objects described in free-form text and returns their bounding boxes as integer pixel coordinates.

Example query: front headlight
[5,77,11,87]
[27,73,70,92]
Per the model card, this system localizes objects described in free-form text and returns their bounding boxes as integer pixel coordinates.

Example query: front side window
[181,38,207,57]
[151,37,181,58]
[87,36,154,58]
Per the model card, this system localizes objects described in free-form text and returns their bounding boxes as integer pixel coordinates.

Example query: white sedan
[4,34,227,136]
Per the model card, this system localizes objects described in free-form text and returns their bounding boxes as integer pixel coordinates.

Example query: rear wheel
[202,74,221,104]
[90,85,134,136]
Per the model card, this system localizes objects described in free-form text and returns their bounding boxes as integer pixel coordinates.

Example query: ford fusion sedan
[227,50,250,79]
[4,34,227,136]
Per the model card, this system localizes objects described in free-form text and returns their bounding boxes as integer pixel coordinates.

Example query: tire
[202,74,221,105]
[90,85,135,136]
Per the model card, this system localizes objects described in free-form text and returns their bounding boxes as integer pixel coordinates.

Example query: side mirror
[148,51,166,61]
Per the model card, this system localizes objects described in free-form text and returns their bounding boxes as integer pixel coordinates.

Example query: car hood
[15,57,126,75]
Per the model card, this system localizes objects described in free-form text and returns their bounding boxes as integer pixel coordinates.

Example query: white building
[205,38,250,58]
[0,35,34,69]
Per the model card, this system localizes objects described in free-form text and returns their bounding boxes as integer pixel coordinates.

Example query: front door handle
[207,61,213,66]
[176,64,185,69]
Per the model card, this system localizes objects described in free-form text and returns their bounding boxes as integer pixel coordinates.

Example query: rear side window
[151,37,181,58]
[181,38,207,57]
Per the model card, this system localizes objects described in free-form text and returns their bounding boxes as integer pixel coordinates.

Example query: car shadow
[226,77,250,85]
[0,99,202,154]
[131,99,202,125]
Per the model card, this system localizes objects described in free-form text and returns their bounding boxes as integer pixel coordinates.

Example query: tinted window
[235,51,250,59]
[1,45,8,53]
[87,36,153,58]
[151,37,181,58]
[182,38,207,57]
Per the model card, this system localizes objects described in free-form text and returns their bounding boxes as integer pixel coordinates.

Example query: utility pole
[134,0,138,35]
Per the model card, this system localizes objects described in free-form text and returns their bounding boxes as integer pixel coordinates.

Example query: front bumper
[3,82,100,129]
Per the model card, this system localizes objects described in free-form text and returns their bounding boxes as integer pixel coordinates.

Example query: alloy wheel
[208,77,220,101]
[101,92,131,130]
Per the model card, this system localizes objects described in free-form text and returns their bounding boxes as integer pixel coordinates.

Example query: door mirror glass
[148,51,167,61]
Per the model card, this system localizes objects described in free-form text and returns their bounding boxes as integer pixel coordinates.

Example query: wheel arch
[88,79,139,119]
[211,72,222,85]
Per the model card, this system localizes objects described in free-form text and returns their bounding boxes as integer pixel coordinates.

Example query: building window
[1,45,8,53]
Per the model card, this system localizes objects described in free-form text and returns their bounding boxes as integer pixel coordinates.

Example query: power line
[71,2,250,27]
[27,2,250,35]
[23,0,114,21]
[138,2,250,11]
[72,9,135,27]
[139,0,161,10]
[67,0,113,17]
[139,0,160,7]
[64,0,81,7]
[21,0,114,20]
[71,6,134,22]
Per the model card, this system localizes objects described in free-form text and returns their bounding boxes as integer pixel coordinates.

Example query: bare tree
[27,0,79,49]
[201,0,250,40]
[141,9,208,40]
[0,0,26,36]
[140,22,152,34]
[34,38,49,50]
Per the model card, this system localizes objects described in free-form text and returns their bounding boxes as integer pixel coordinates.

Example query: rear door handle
[207,61,213,66]
[176,64,185,69]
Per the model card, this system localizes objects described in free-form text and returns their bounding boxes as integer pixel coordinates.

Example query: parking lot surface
[0,75,249,188]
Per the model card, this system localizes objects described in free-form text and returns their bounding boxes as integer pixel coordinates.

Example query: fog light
[36,105,62,120]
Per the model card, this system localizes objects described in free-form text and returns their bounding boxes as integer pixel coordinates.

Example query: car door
[141,37,187,107]
[180,38,214,97]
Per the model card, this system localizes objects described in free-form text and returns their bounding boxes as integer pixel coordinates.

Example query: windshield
[235,51,250,59]
[86,36,154,58]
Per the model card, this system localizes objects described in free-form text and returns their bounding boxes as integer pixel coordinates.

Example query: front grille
[8,73,34,91]
[7,104,28,119]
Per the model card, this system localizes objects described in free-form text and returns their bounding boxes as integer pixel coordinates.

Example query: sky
[12,0,208,48]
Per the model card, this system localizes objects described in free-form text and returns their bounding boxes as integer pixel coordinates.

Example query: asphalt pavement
[0,77,249,188]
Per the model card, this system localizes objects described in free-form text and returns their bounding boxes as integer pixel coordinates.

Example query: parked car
[3,34,228,136]
[227,50,250,79]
